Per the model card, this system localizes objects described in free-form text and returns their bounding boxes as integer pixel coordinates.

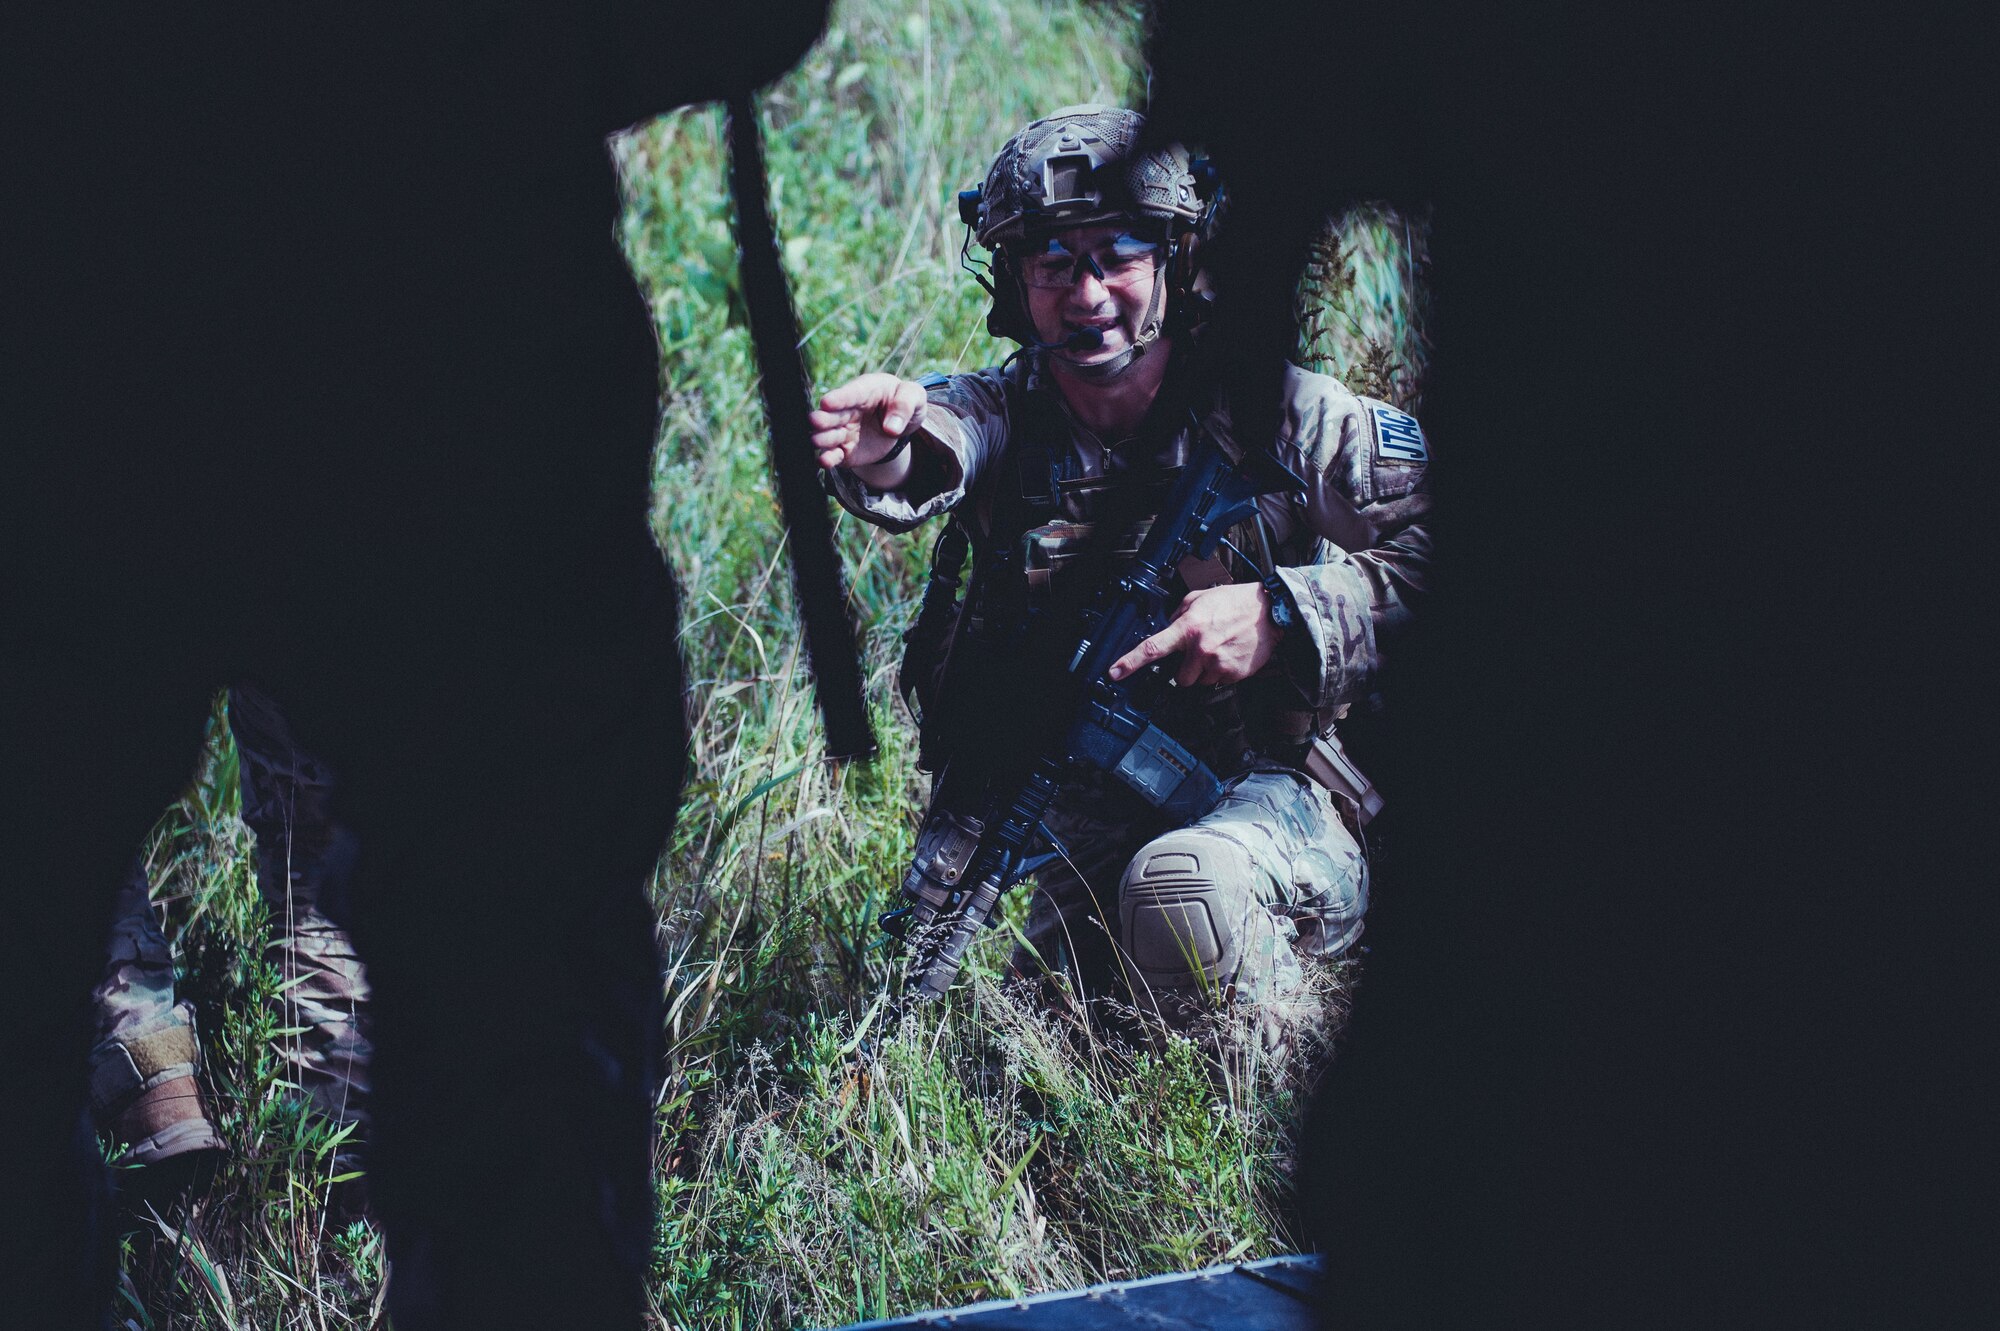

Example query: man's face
[1017,223,1165,371]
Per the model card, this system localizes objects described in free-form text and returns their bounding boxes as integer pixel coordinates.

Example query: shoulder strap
[991,372,1064,547]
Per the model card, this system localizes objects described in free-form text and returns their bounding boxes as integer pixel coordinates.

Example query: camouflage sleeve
[823,369,1014,534]
[1266,371,1434,709]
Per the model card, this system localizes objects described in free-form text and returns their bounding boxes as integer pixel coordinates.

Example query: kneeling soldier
[811,106,1431,1038]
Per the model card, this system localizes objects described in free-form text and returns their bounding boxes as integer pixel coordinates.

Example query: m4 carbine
[882,427,1302,1000]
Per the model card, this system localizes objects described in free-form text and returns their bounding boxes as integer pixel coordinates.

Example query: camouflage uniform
[89,686,373,1169]
[830,351,1433,1024]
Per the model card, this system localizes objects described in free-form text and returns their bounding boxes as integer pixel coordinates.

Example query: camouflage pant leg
[231,685,372,1145]
[270,908,373,1145]
[88,685,373,1170]
[88,861,223,1165]
[1116,770,1368,1026]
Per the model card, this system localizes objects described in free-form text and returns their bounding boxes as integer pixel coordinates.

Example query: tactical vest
[898,364,1341,782]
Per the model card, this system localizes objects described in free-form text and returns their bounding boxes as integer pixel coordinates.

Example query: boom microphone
[1003,324,1118,380]
[1027,326,1105,353]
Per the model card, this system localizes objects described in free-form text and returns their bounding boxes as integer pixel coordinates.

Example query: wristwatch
[1261,570,1300,633]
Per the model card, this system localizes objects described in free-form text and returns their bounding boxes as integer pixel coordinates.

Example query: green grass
[1297,202,1433,413]
[115,1,1426,1325]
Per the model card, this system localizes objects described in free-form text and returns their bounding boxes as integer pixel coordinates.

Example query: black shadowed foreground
[8,4,829,1327]
[10,0,1974,1325]
[1143,1,1981,1326]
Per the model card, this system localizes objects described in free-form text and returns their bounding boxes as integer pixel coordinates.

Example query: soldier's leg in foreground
[1116,771,1368,1034]
[230,686,373,1174]
[87,861,223,1169]
[272,911,373,1160]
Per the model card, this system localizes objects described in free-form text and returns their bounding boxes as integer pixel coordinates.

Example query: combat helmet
[957,105,1217,376]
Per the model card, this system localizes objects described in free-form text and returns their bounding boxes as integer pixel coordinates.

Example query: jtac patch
[1371,404,1428,464]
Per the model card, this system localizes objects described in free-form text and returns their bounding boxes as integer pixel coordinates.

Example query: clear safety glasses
[1017,232,1164,289]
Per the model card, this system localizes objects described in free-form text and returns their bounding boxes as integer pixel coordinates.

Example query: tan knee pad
[1117,829,1271,1001]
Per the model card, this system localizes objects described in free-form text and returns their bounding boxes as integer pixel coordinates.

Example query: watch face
[1264,575,1296,628]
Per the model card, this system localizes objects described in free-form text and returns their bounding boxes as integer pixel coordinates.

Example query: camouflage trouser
[1013,770,1367,1033]
[88,687,373,1168]
[90,867,224,1165]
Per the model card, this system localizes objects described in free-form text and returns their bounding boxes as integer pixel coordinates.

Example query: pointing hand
[1106,582,1285,688]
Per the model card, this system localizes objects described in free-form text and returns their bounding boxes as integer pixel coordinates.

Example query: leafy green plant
[1296,202,1434,412]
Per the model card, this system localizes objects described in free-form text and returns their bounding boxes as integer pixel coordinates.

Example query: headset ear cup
[986,284,1016,340]
[987,254,1033,342]
[1164,233,1202,335]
